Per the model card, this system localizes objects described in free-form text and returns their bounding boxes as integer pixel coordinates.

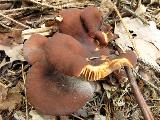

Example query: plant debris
[0,0,160,120]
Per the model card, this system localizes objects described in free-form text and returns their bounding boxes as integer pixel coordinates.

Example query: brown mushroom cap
[58,8,94,46]
[23,34,48,64]
[45,33,137,81]
[58,7,117,47]
[80,6,102,37]
[24,33,137,115]
[45,33,89,76]
[26,61,95,115]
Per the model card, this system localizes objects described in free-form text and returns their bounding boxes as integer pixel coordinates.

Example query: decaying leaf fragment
[0,44,24,62]
[115,17,160,68]
[0,84,22,111]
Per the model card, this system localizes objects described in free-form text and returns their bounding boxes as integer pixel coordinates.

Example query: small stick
[22,64,29,120]
[1,6,39,13]
[113,4,154,120]
[0,12,30,28]
[122,5,149,25]
[125,67,154,120]
[133,70,160,92]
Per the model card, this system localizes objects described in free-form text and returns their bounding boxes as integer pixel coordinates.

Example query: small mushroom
[58,7,117,46]
[80,6,102,37]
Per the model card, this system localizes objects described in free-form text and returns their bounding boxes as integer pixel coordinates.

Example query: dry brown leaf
[0,84,22,111]
[0,85,8,101]
[0,93,22,111]
[0,30,22,46]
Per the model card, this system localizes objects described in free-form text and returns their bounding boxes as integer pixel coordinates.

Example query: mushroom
[58,6,117,46]
[23,7,137,115]
[23,33,136,115]
[23,34,95,115]
[26,61,95,115]
[45,33,137,81]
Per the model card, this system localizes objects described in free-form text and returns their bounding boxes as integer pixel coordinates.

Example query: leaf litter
[0,0,160,120]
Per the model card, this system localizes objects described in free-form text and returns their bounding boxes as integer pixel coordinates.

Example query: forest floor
[0,0,160,120]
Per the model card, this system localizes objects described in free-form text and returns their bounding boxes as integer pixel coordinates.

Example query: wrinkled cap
[45,33,89,76]
[58,7,117,47]
[26,61,95,115]
[23,34,48,64]
[80,6,102,37]
[45,33,137,81]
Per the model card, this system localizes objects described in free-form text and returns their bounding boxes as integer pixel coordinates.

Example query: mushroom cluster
[23,7,137,115]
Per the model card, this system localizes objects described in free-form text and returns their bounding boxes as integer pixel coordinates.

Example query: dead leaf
[0,93,22,111]
[0,44,24,62]
[0,30,22,46]
[0,84,22,111]
[115,18,160,68]
[0,115,2,120]
[13,111,26,120]
[113,110,127,120]
[135,3,146,15]
[94,114,106,120]
[29,110,56,120]
[99,0,114,17]
[0,85,8,101]
[149,0,160,4]
[0,3,12,10]
[131,110,141,120]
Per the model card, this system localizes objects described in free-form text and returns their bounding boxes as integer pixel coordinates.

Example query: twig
[22,26,57,39]
[0,12,30,28]
[133,70,160,93]
[0,21,22,31]
[125,67,154,120]
[29,0,94,10]
[22,64,29,120]
[113,4,154,120]
[28,0,66,10]
[0,0,17,1]
[22,26,53,35]
[71,114,84,120]
[1,6,39,13]
[122,5,149,25]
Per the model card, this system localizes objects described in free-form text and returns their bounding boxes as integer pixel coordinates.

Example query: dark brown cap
[23,34,48,64]
[26,61,95,115]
